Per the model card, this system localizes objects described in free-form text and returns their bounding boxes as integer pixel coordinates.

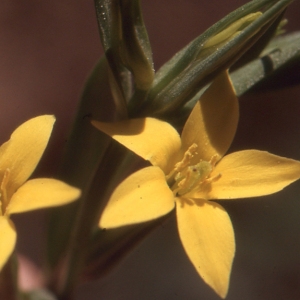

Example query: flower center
[166,144,220,196]
[0,169,10,215]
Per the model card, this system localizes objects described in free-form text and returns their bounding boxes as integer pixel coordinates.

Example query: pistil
[172,161,213,196]
[166,144,220,197]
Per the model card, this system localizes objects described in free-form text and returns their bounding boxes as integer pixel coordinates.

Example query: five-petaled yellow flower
[92,71,300,298]
[0,115,81,271]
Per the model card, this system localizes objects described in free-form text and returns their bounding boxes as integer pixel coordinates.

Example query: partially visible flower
[92,72,300,298]
[0,115,81,271]
[18,254,44,291]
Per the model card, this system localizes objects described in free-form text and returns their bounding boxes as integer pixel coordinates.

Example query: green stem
[51,143,138,299]
[83,213,172,281]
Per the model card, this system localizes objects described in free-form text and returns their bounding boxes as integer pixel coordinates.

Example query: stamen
[174,144,198,172]
[204,173,222,184]
[209,154,219,167]
[174,161,212,196]
[166,144,221,197]
[166,143,198,182]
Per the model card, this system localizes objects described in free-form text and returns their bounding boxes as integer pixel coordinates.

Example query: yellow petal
[0,216,16,271]
[92,118,181,173]
[6,178,81,215]
[181,71,238,163]
[0,115,55,199]
[206,150,300,199]
[176,198,235,298]
[99,166,175,228]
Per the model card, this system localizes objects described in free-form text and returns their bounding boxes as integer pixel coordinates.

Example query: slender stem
[53,143,136,299]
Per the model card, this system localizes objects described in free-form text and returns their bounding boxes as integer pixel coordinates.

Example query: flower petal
[92,118,181,173]
[6,178,81,215]
[0,116,55,199]
[99,166,175,228]
[0,216,16,271]
[176,198,235,298]
[206,150,300,199]
[181,71,238,163]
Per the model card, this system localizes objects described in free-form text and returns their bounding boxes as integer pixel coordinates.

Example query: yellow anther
[166,143,198,182]
[174,143,198,172]
[167,144,221,197]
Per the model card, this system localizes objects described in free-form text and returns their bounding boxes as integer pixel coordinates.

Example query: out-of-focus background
[1,0,300,299]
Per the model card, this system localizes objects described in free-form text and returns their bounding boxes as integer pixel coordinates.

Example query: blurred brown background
[1,0,300,299]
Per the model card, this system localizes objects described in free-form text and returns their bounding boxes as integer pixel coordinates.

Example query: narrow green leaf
[119,0,154,90]
[150,1,277,93]
[133,0,293,117]
[47,57,114,270]
[58,57,117,188]
[94,0,129,113]
[173,31,300,129]
[231,31,300,95]
[231,9,286,70]
[94,0,154,107]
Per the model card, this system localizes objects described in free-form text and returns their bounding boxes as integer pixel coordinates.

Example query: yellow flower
[0,115,81,271]
[92,72,300,298]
